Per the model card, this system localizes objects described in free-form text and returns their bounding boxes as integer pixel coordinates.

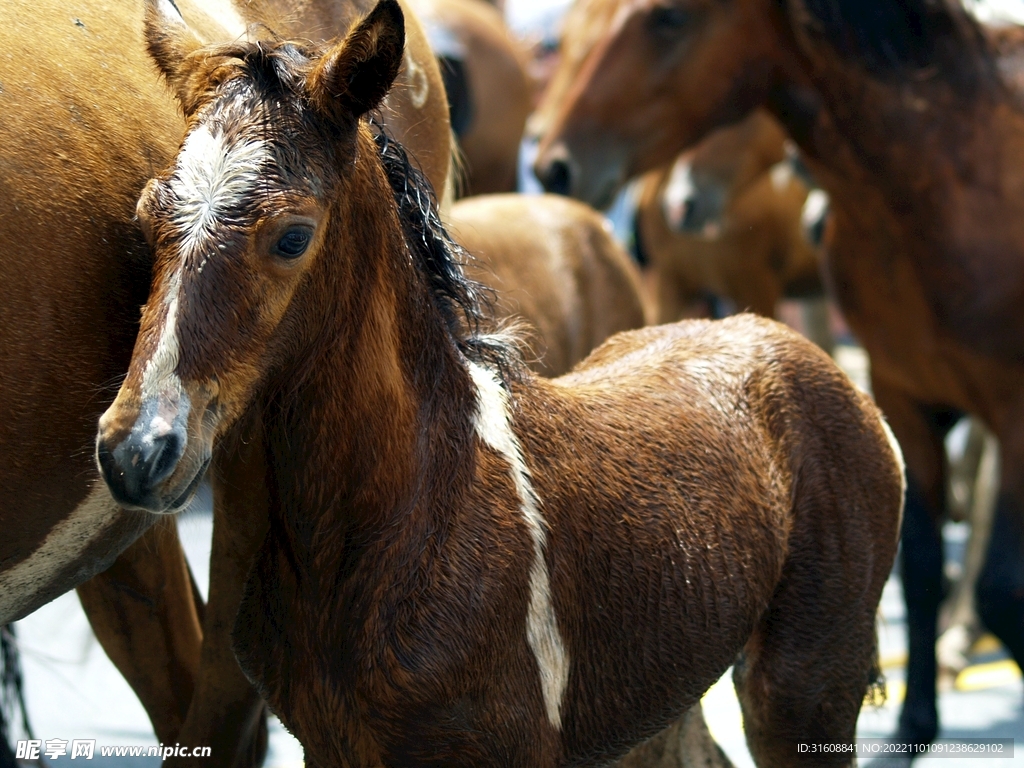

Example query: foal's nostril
[96,439,118,485]
[147,431,183,486]
[539,158,573,197]
[95,427,186,509]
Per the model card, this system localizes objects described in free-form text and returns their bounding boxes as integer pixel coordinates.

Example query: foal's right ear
[143,0,204,98]
[306,0,406,127]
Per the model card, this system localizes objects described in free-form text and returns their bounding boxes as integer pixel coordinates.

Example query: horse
[631,112,826,328]
[413,0,533,195]
[450,194,648,375]
[0,0,452,763]
[95,2,904,765]
[533,0,1024,750]
[525,1,827,341]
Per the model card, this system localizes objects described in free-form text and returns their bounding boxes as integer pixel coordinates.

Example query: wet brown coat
[95,6,903,764]
[0,0,450,762]
[532,0,1024,744]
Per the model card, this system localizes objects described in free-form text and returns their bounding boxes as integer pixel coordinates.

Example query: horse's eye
[273,227,313,259]
[649,5,691,33]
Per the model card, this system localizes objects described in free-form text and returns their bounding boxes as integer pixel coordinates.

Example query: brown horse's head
[95,0,406,512]
[534,0,785,208]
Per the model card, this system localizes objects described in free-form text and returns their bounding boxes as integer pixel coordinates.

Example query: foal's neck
[265,141,479,569]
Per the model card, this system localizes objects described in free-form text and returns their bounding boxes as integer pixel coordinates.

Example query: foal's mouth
[168,456,211,512]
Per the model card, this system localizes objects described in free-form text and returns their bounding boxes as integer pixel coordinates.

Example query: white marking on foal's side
[0,483,122,624]
[468,362,569,730]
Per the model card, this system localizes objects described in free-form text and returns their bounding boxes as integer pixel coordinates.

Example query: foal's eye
[649,5,691,33]
[273,227,313,259]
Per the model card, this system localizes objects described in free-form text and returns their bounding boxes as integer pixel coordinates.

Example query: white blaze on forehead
[169,123,269,260]
[468,362,570,730]
[142,121,267,403]
[141,266,183,403]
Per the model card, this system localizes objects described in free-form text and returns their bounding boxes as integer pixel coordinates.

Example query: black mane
[786,0,999,91]
[371,123,522,383]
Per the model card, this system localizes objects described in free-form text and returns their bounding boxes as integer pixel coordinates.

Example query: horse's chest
[827,201,1024,405]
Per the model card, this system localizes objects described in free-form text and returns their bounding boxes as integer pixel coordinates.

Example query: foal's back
[516,314,902,764]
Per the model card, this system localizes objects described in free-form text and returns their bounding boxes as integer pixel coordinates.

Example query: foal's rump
[521,313,902,763]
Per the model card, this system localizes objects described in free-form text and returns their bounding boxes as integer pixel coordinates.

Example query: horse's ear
[143,0,204,96]
[307,0,406,125]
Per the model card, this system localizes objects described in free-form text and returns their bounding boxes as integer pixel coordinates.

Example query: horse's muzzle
[95,386,209,513]
[534,144,576,198]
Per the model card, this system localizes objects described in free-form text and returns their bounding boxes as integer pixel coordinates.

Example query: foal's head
[96,0,409,512]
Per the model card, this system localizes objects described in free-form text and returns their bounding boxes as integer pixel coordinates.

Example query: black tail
[0,625,33,768]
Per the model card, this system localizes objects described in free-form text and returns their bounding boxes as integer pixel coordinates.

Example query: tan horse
[0,0,451,763]
[451,194,648,375]
[96,4,903,766]
[414,0,533,195]
[533,0,1024,749]
[632,112,824,324]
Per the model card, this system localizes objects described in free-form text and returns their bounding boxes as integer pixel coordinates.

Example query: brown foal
[96,1,903,765]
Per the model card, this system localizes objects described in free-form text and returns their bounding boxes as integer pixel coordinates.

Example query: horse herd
[1,0,1021,765]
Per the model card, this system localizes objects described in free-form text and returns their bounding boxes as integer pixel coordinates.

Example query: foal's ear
[307,0,406,125]
[143,0,204,95]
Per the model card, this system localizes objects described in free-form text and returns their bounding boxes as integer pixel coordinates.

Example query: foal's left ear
[143,0,205,97]
[307,0,406,125]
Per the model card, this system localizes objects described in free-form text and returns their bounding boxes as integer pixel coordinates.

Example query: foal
[97,1,903,765]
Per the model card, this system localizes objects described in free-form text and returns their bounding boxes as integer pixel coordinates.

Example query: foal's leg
[733,393,902,766]
[77,517,203,743]
[871,385,958,750]
[613,705,734,768]
[166,418,271,768]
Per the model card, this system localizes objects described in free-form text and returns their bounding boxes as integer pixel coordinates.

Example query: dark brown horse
[0,0,452,762]
[534,0,1024,749]
[96,2,903,765]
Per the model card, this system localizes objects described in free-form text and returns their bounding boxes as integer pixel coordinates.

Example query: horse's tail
[0,624,33,768]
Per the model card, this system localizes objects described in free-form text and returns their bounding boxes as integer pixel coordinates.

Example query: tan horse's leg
[613,705,734,768]
[76,517,203,744]
[938,424,999,677]
[167,417,271,768]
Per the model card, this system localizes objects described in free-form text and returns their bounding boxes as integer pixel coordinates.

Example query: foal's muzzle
[96,385,212,514]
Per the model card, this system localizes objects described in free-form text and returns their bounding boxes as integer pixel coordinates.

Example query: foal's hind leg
[733,418,901,766]
[871,385,958,750]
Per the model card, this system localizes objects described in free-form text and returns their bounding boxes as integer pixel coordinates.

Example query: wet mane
[370,122,522,382]
[782,0,999,92]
